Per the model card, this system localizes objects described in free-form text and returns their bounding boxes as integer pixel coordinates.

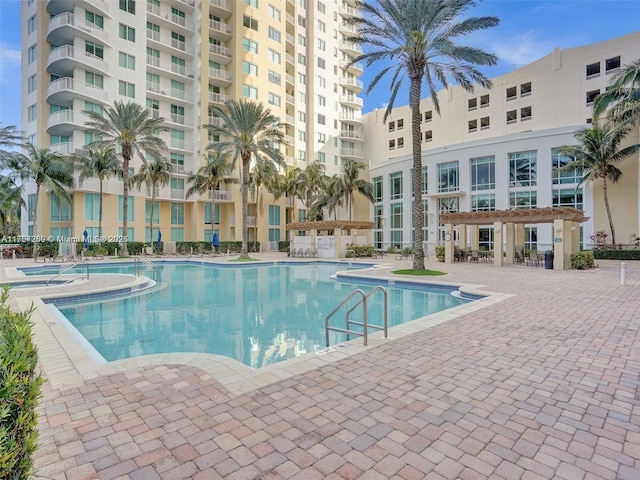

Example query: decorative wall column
[458,224,467,250]
[444,223,455,263]
[493,221,503,266]
[335,228,343,258]
[515,223,526,249]
[553,219,573,269]
[470,225,479,251]
[505,222,515,265]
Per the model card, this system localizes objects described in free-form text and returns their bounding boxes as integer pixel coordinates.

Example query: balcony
[146,55,194,80]
[339,130,364,141]
[47,45,109,77]
[339,23,358,35]
[208,43,232,64]
[339,148,364,158]
[209,0,233,19]
[284,135,295,145]
[49,142,87,157]
[339,95,363,108]
[170,164,186,174]
[47,13,110,46]
[286,73,295,85]
[209,19,232,41]
[285,53,295,65]
[146,3,195,32]
[208,190,233,201]
[339,76,364,92]
[47,0,110,17]
[208,68,232,86]
[208,92,229,105]
[146,29,194,56]
[47,77,110,106]
[339,112,363,124]
[339,41,363,56]
[230,216,256,227]
[207,117,225,128]
[339,4,359,18]
[46,110,89,135]
[339,59,363,75]
[286,93,295,105]
[166,112,192,127]
[171,189,185,200]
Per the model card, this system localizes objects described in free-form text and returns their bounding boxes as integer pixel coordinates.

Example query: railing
[134,255,159,282]
[46,256,89,286]
[325,287,388,347]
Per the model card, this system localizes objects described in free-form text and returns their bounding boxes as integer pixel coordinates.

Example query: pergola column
[444,223,455,264]
[335,228,343,258]
[493,221,503,266]
[505,222,515,265]
[515,223,526,249]
[469,225,479,251]
[458,224,467,249]
[553,219,573,269]
[311,228,317,252]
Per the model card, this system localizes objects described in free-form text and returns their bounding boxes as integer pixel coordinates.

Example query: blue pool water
[28,262,470,368]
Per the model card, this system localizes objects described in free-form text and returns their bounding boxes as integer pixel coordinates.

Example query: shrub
[571,251,595,269]
[0,286,43,479]
[592,249,640,260]
[278,241,290,252]
[435,245,445,262]
[589,230,610,249]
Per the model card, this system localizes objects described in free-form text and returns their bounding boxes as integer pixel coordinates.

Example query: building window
[471,194,495,212]
[268,205,281,226]
[118,81,135,98]
[437,161,459,193]
[410,166,428,195]
[84,193,100,221]
[85,72,104,88]
[27,104,37,122]
[268,49,281,64]
[478,228,494,251]
[424,130,433,142]
[119,0,135,14]
[470,156,495,191]
[268,70,281,85]
[388,121,395,132]
[606,56,621,73]
[317,20,325,32]
[373,176,383,202]
[298,150,306,162]
[586,89,600,105]
[316,152,325,163]
[480,94,490,107]
[317,133,325,143]
[119,23,135,42]
[438,197,459,213]
[509,150,537,187]
[506,110,517,124]
[553,188,583,210]
[397,119,404,130]
[242,85,258,99]
[268,4,281,20]
[170,129,185,149]
[119,52,135,69]
[389,202,403,249]
[268,92,281,107]
[318,39,325,51]
[244,0,258,7]
[268,26,281,42]
[27,74,37,93]
[468,119,477,132]
[50,194,72,222]
[242,38,258,53]
[586,62,600,78]
[506,86,517,100]
[204,203,220,226]
[520,106,532,121]
[317,95,325,106]
[388,139,395,150]
[27,45,37,64]
[242,61,258,76]
[525,227,537,252]
[170,202,184,224]
[552,148,582,184]
[509,191,537,209]
[389,172,403,200]
[317,57,325,69]
[397,137,404,148]
[118,196,135,222]
[480,116,490,130]
[85,41,104,59]
[424,110,432,122]
[520,82,531,96]
[317,114,325,125]
[243,15,258,30]
[468,98,477,110]
[27,15,37,35]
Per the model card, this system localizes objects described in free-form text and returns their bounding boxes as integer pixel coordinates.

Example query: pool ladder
[325,286,388,347]
[134,255,159,282]
[46,256,89,286]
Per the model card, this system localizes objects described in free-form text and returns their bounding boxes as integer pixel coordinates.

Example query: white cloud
[490,31,554,67]
[0,42,21,84]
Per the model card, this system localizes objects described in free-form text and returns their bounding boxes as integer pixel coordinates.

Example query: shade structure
[83,229,89,249]
[212,232,219,248]
[157,230,162,248]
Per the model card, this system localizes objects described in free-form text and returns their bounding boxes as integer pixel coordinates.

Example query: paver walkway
[9,255,640,479]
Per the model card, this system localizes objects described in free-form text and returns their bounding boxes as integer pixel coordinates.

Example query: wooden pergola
[439,207,590,269]
[286,220,374,258]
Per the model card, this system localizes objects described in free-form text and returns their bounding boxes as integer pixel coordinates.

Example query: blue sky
[1,0,639,130]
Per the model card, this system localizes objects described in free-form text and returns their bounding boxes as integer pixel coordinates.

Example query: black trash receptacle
[544,250,553,269]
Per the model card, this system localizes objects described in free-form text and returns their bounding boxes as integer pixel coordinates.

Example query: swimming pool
[28,262,472,368]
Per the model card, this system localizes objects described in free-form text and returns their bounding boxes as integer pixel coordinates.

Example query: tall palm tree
[84,100,168,256]
[74,144,121,245]
[204,99,284,258]
[348,0,499,270]
[249,157,279,217]
[314,174,344,221]
[130,156,172,249]
[299,160,326,220]
[272,166,304,227]
[593,59,640,125]
[0,176,25,236]
[186,153,237,245]
[0,123,22,152]
[340,159,374,220]
[5,144,74,261]
[557,119,640,246]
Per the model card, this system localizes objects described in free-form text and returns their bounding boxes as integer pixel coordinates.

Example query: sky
[1,0,640,131]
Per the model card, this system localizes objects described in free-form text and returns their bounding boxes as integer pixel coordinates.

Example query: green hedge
[278,241,290,252]
[345,245,376,257]
[175,241,261,254]
[571,251,595,269]
[592,249,640,260]
[0,286,43,479]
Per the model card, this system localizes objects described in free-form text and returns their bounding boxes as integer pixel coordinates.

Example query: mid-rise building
[20,0,364,249]
[363,31,640,253]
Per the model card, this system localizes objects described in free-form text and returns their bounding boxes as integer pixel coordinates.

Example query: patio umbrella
[157,230,162,249]
[83,229,89,249]
[212,232,219,252]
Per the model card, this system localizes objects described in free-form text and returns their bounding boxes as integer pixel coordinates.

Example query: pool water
[42,262,469,368]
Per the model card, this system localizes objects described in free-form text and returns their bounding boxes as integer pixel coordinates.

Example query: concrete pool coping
[4,256,512,396]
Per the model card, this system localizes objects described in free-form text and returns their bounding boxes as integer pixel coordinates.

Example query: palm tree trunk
[602,177,616,246]
[241,155,250,258]
[210,198,216,252]
[32,184,40,262]
[149,189,155,252]
[410,75,425,270]
[98,180,103,246]
[121,150,130,256]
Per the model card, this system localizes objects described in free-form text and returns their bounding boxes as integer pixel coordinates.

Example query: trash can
[544,250,554,269]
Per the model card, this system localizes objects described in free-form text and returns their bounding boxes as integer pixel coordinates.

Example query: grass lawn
[392,268,447,276]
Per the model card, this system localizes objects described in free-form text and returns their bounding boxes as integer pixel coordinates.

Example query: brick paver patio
[5,255,640,479]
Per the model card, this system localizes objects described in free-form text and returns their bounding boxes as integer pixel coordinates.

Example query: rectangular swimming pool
[28,262,472,369]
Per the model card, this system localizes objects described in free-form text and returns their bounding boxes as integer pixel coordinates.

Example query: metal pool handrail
[134,255,159,281]
[345,285,388,341]
[325,289,367,347]
[46,258,89,286]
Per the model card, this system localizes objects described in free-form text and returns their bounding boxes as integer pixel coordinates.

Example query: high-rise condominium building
[20,0,364,249]
[363,31,640,253]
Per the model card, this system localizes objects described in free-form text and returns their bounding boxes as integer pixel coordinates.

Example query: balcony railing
[47,77,110,103]
[146,3,195,30]
[208,43,232,58]
[47,45,109,73]
[48,12,110,43]
[146,55,193,78]
[209,68,232,81]
[209,19,232,35]
[209,92,229,103]
[339,130,364,140]
[208,190,232,201]
[340,148,364,157]
[230,216,257,227]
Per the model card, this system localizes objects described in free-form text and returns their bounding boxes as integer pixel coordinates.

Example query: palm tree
[557,119,640,246]
[5,144,74,260]
[348,0,499,270]
[130,156,172,249]
[204,99,284,258]
[314,174,344,221]
[186,153,237,245]
[249,157,279,217]
[0,176,25,236]
[340,159,373,220]
[74,144,121,245]
[299,160,326,220]
[84,100,168,256]
[0,123,22,152]
[593,59,640,125]
[272,166,304,227]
